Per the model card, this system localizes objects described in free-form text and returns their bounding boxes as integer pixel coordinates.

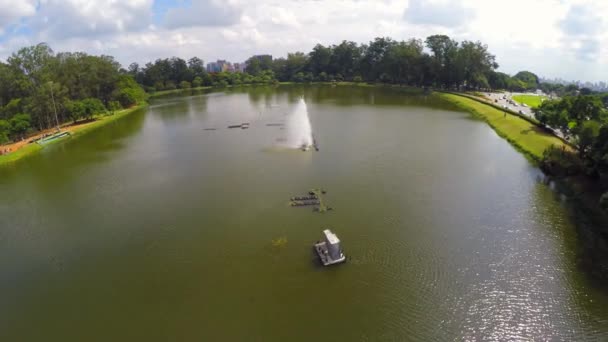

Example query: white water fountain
[284,98,314,151]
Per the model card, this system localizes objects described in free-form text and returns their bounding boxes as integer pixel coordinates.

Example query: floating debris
[203,128,217,131]
[266,123,284,127]
[271,237,288,248]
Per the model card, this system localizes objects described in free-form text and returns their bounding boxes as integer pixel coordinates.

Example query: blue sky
[0,0,606,82]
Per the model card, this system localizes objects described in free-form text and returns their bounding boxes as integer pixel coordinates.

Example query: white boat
[314,229,346,266]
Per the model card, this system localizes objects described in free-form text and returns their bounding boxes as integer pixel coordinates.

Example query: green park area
[513,94,547,108]
[439,93,567,161]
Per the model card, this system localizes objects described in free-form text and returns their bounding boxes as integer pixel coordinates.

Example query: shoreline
[0,104,147,166]
[436,92,569,162]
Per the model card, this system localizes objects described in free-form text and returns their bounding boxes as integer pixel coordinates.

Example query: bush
[353,75,362,83]
[179,81,191,89]
[192,76,203,88]
[165,81,176,90]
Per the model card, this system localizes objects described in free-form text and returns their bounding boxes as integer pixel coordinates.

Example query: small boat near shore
[314,229,346,266]
[36,131,71,145]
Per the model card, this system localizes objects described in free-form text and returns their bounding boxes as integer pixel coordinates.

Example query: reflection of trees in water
[151,93,209,124]
[246,85,278,106]
[533,175,608,291]
[570,202,608,288]
[24,109,148,192]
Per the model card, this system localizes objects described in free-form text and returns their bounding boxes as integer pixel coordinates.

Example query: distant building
[206,62,221,73]
[234,62,247,73]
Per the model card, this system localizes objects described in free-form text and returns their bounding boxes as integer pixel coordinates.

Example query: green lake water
[1,85,607,341]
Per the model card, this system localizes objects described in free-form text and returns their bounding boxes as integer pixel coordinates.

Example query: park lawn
[512,94,546,108]
[439,93,568,161]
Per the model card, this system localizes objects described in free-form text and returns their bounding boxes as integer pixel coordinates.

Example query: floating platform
[290,201,320,207]
[314,229,346,266]
[291,196,318,201]
[36,131,71,145]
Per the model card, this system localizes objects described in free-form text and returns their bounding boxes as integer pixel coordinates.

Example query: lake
[1,85,607,341]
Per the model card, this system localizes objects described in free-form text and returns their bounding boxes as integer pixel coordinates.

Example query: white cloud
[404,0,475,28]
[0,0,607,82]
[164,0,242,29]
[33,0,154,39]
[0,0,37,34]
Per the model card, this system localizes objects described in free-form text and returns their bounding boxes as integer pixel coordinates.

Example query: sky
[0,0,606,82]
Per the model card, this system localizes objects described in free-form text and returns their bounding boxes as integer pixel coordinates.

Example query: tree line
[533,94,608,209]
[129,35,551,93]
[0,43,146,144]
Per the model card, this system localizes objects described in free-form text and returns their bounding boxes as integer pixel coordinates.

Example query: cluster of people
[0,148,12,155]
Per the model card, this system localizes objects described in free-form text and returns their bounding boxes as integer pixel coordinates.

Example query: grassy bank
[0,104,146,166]
[513,94,546,108]
[438,92,568,161]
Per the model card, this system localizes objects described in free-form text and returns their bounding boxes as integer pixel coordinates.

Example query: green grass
[438,93,567,161]
[0,104,146,166]
[0,143,42,164]
[512,94,546,108]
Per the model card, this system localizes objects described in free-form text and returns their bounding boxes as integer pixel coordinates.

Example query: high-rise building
[206,62,220,73]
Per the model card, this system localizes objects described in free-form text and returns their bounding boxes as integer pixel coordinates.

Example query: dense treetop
[0,43,145,144]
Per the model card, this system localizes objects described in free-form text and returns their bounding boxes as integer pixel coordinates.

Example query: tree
[66,100,86,122]
[179,81,191,89]
[308,44,332,75]
[0,119,10,144]
[513,71,539,90]
[245,55,273,76]
[112,75,146,108]
[576,120,600,155]
[192,76,203,88]
[188,57,205,77]
[425,35,460,87]
[81,98,105,120]
[107,101,121,115]
[9,113,31,139]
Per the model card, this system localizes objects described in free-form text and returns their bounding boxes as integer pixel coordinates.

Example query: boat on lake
[36,131,71,145]
[314,229,346,266]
